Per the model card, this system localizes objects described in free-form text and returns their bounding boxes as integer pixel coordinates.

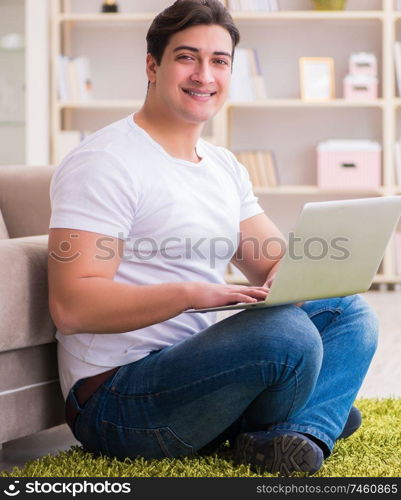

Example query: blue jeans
[67,294,379,461]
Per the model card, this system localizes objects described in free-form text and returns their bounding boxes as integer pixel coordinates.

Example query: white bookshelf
[50,0,401,286]
[0,0,49,165]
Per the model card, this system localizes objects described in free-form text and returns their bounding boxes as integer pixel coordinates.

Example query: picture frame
[299,57,335,101]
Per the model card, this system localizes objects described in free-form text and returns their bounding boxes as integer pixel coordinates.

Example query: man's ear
[145,53,158,84]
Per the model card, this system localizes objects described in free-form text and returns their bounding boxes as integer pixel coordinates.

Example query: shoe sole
[234,433,321,476]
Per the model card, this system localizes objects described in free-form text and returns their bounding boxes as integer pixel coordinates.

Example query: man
[48,0,378,476]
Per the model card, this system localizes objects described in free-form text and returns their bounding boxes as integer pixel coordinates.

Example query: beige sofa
[0,165,65,445]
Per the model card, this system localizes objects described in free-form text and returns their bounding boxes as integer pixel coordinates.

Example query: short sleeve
[224,149,265,222]
[49,150,137,240]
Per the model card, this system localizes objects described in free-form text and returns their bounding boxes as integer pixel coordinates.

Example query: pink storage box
[349,52,377,77]
[343,75,378,100]
[317,140,382,189]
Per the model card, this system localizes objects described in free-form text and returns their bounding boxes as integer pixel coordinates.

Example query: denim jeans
[67,294,379,461]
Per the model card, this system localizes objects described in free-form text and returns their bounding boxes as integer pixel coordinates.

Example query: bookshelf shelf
[231,11,384,21]
[373,275,401,284]
[58,13,155,23]
[50,0,401,287]
[228,99,385,109]
[57,11,385,23]
[253,186,386,195]
[57,100,144,109]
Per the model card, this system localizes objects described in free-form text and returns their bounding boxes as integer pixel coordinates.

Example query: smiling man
[48,0,378,476]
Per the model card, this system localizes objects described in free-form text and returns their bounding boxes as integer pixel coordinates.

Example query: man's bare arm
[230,213,286,287]
[48,229,269,335]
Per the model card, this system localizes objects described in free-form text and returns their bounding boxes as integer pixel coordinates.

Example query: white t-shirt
[49,113,264,399]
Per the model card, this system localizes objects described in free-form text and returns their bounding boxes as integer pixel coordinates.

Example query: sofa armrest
[0,165,56,238]
[0,234,56,352]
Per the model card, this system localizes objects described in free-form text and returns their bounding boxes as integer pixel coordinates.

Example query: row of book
[234,150,279,187]
[57,55,93,101]
[229,48,266,101]
[227,0,279,10]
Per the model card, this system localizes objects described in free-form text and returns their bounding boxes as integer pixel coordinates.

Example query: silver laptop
[186,196,401,313]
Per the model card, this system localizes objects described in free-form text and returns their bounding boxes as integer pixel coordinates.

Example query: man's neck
[134,101,203,163]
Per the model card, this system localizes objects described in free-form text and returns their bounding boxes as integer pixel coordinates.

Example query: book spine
[263,151,279,186]
[57,55,69,101]
[256,150,270,186]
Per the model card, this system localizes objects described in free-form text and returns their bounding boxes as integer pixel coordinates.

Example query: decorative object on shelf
[230,48,266,101]
[299,57,335,101]
[311,0,346,10]
[343,52,378,101]
[101,0,119,13]
[234,150,279,187]
[317,140,382,189]
[227,0,279,11]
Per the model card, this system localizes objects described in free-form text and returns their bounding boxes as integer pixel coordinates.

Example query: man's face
[147,24,233,125]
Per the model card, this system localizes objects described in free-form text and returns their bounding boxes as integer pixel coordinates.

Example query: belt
[65,367,119,434]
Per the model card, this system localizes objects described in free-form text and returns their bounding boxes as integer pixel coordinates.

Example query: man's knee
[239,305,323,368]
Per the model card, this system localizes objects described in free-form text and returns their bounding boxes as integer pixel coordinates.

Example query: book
[230,48,255,101]
[251,48,267,99]
[255,151,270,186]
[234,150,280,187]
[57,55,93,101]
[57,55,69,101]
[263,151,279,186]
[230,48,266,101]
[74,57,93,101]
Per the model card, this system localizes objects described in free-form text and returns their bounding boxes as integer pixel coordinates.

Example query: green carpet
[1,398,400,477]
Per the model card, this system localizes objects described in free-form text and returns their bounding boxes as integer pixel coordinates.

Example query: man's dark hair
[146,0,240,66]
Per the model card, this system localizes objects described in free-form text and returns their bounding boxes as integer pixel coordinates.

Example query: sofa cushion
[0,234,56,352]
[0,209,9,239]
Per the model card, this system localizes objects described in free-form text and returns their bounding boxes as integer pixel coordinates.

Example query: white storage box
[317,140,382,189]
[349,52,377,77]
